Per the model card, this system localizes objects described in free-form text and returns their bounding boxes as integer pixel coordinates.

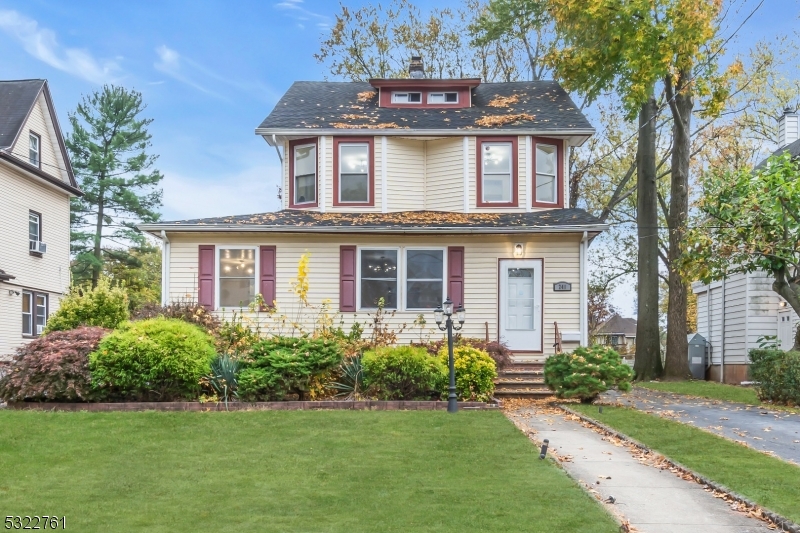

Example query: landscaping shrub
[0,327,107,402]
[237,337,343,401]
[132,300,221,335]
[45,279,129,333]
[422,337,512,371]
[544,345,633,402]
[437,345,497,402]
[749,348,800,405]
[90,318,216,401]
[362,345,446,400]
[201,354,240,405]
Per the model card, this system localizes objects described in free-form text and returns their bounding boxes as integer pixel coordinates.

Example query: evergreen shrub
[544,345,633,402]
[362,345,446,400]
[749,349,800,405]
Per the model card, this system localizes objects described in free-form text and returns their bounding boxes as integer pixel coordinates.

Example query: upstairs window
[289,138,317,208]
[391,92,421,104]
[532,137,563,208]
[477,137,518,207]
[428,92,458,104]
[29,211,41,244]
[334,137,374,206]
[29,132,40,167]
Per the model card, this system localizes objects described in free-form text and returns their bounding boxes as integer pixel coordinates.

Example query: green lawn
[0,410,617,533]
[571,404,800,523]
[637,380,761,404]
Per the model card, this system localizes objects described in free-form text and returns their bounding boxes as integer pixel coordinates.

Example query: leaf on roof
[357,90,377,102]
[340,114,370,120]
[475,113,535,127]
[316,211,501,226]
[487,94,524,107]
[330,122,409,129]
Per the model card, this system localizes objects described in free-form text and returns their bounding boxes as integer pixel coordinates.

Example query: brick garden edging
[6,400,499,412]
[559,405,800,533]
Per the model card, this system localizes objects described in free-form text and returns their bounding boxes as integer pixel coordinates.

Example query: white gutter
[160,230,170,306]
[580,231,588,346]
[139,224,609,235]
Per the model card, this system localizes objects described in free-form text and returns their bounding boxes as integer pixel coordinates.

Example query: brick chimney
[778,107,799,147]
[408,56,424,79]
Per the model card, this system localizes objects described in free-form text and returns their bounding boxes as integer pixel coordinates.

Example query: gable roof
[256,81,593,139]
[754,137,800,171]
[0,79,79,194]
[594,314,637,336]
[139,208,607,234]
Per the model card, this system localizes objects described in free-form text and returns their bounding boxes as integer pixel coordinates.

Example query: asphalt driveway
[602,388,800,465]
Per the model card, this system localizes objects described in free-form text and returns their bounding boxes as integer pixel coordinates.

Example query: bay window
[334,138,373,205]
[218,247,257,308]
[289,138,317,207]
[532,137,563,208]
[22,291,47,336]
[477,137,518,207]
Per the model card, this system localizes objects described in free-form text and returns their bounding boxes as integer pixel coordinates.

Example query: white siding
[385,137,425,211]
[164,232,582,353]
[746,272,781,353]
[10,94,65,182]
[425,138,463,211]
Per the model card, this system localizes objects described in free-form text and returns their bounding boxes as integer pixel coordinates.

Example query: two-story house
[140,61,606,356]
[0,79,81,360]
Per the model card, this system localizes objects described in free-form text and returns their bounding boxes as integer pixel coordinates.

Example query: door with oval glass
[499,259,543,351]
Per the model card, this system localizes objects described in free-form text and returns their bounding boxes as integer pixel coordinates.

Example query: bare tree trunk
[664,73,693,380]
[634,94,663,381]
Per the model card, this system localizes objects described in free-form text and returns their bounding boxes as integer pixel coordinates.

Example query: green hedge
[362,346,446,400]
[749,349,800,405]
[437,345,497,402]
[89,318,216,400]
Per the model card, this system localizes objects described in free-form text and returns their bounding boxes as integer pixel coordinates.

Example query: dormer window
[29,132,40,167]
[391,92,421,104]
[289,138,318,208]
[428,92,458,104]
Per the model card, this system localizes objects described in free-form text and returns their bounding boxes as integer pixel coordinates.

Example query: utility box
[687,333,708,380]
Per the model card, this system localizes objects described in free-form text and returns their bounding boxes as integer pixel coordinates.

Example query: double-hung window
[290,139,317,207]
[29,132,40,167]
[218,247,257,308]
[334,138,373,205]
[22,291,47,336]
[29,211,41,245]
[357,247,446,310]
[532,137,563,207]
[477,137,517,206]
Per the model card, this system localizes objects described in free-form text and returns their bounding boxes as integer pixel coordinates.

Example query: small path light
[434,296,465,413]
[539,439,549,459]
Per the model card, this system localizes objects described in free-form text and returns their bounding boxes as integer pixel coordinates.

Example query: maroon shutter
[340,245,357,312]
[259,245,277,309]
[448,246,465,308]
[198,245,215,309]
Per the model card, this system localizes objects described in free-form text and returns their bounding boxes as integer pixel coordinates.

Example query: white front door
[499,259,543,351]
[778,309,796,350]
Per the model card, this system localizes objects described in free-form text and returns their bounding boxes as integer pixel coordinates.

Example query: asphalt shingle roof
[256,81,593,133]
[594,314,638,336]
[0,79,45,150]
[145,209,605,232]
[754,138,800,171]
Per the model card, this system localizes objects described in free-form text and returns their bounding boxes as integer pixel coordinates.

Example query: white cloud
[154,45,226,99]
[160,164,282,221]
[0,9,118,84]
[274,0,330,27]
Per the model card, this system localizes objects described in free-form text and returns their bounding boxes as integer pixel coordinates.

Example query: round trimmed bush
[749,348,800,405]
[362,345,446,400]
[45,279,129,333]
[0,327,108,402]
[89,317,216,401]
[544,345,633,403]
[437,345,497,402]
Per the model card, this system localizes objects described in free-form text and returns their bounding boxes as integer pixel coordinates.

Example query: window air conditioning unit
[29,240,47,253]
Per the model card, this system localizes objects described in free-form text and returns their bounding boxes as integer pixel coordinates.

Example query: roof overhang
[258,128,596,147]
[139,223,608,238]
[0,150,83,197]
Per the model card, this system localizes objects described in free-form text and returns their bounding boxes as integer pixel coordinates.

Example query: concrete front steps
[494,360,551,398]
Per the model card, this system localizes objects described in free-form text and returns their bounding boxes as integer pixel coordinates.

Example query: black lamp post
[434,296,465,413]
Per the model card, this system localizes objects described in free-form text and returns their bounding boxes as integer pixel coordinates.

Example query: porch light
[514,243,524,257]
[434,306,444,326]
[456,305,466,325]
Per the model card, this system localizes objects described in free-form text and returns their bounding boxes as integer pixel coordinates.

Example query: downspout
[720,276,726,383]
[580,231,588,346]
[160,230,170,306]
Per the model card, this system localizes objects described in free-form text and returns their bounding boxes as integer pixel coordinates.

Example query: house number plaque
[553,281,572,292]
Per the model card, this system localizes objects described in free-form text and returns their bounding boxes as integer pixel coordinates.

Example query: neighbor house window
[405,248,444,310]
[428,92,458,104]
[29,211,41,244]
[29,132,40,167]
[334,137,373,206]
[289,139,317,207]
[391,92,421,104]
[359,249,398,309]
[477,137,518,207]
[532,137,563,208]
[22,291,47,336]
[218,247,257,308]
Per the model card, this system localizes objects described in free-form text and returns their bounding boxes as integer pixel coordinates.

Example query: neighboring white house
[140,59,607,356]
[0,79,81,360]
[692,108,800,384]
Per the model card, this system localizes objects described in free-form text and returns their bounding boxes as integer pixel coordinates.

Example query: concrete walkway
[604,388,800,464]
[506,405,774,533]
